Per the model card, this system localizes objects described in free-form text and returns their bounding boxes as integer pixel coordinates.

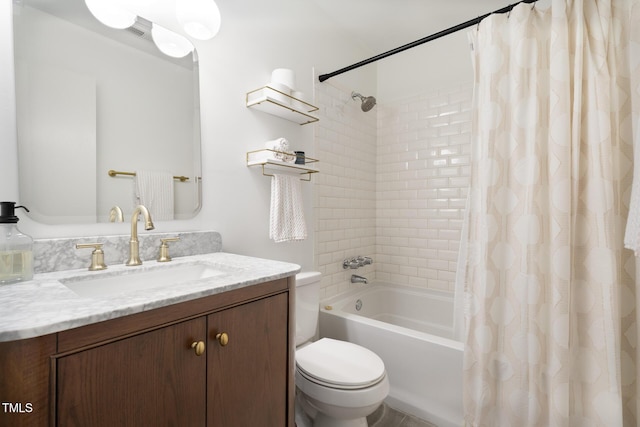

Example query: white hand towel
[269,174,307,243]
[265,137,289,152]
[134,170,174,221]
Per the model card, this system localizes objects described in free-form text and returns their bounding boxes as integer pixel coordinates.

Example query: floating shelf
[246,86,319,125]
[247,149,319,181]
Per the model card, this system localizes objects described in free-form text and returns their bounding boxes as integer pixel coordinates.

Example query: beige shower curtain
[462,0,640,426]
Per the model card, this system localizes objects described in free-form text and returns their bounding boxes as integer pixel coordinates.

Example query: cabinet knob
[215,332,229,347]
[191,341,205,356]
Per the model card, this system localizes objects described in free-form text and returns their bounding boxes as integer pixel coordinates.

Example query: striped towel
[134,170,174,220]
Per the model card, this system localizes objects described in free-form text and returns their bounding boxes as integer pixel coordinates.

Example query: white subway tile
[450,155,470,165]
[399,265,419,277]
[429,280,449,291]
[317,83,472,296]
[428,259,449,270]
[428,239,449,250]
[418,268,439,279]
[439,167,460,177]
[448,176,470,187]
[437,188,459,199]
[438,271,456,282]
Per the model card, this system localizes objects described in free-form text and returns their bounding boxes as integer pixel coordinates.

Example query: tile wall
[376,84,473,292]
[314,82,473,298]
[314,83,378,298]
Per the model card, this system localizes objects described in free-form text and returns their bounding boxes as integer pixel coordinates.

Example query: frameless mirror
[12,0,202,224]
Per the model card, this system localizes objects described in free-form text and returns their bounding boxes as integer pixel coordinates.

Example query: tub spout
[351,274,368,284]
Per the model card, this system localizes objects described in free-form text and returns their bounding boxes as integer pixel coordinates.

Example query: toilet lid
[296,338,385,388]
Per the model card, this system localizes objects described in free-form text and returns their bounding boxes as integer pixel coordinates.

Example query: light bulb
[176,0,221,41]
[151,24,194,58]
[85,0,136,29]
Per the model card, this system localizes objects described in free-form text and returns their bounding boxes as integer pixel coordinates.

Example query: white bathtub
[319,283,463,427]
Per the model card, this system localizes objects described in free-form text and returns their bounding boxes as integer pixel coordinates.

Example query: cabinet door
[207,293,289,427]
[56,317,207,427]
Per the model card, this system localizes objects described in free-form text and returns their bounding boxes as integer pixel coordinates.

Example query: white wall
[377,30,473,103]
[0,0,376,271]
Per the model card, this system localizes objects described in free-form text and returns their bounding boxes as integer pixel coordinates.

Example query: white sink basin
[61,262,230,298]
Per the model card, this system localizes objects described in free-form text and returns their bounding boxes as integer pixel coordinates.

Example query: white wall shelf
[246,149,319,181]
[246,87,319,125]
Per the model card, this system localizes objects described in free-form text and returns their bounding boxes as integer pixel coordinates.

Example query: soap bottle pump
[0,201,34,284]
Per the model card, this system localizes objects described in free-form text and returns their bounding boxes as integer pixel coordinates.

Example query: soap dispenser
[0,201,33,284]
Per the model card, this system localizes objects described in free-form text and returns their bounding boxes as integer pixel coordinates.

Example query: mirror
[13,0,202,224]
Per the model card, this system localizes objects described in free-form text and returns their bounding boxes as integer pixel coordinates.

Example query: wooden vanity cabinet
[207,292,288,426]
[0,278,295,427]
[0,334,56,427]
[55,317,207,426]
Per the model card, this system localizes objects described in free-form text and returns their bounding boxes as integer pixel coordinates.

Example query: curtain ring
[507,8,512,18]
[531,1,536,10]
[476,16,481,31]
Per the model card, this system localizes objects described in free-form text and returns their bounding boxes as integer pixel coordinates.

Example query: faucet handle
[343,258,360,269]
[157,237,180,262]
[76,243,108,271]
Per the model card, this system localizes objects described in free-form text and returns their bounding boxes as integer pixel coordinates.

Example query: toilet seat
[296,338,386,390]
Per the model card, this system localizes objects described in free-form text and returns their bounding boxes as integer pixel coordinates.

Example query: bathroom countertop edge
[0,252,300,342]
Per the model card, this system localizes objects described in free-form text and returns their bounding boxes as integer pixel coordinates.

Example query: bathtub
[319,283,463,427]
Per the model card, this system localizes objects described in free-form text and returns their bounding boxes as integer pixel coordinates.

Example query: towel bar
[259,164,316,181]
[108,169,191,182]
[246,149,319,182]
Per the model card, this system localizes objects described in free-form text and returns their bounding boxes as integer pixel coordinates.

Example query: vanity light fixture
[151,24,194,58]
[84,0,136,29]
[176,0,221,40]
[85,0,219,58]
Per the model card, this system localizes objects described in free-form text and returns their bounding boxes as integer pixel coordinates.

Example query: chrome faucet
[126,205,155,266]
[351,274,368,284]
[343,256,374,269]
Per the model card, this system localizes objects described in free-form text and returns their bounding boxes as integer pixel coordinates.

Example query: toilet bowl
[296,338,389,427]
[295,272,389,427]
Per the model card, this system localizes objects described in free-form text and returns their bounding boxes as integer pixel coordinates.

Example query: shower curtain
[460,0,640,426]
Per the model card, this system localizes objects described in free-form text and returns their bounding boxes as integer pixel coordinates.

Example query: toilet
[295,272,389,427]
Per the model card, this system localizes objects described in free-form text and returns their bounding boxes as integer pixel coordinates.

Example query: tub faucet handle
[343,258,360,269]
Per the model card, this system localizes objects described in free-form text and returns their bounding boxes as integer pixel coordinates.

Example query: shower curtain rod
[318,0,538,83]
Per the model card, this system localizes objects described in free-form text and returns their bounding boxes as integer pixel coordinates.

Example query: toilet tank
[295,272,321,346]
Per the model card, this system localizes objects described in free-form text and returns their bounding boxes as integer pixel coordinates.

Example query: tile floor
[367,403,438,427]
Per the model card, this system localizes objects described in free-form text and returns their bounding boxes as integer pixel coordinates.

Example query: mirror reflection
[13,0,202,224]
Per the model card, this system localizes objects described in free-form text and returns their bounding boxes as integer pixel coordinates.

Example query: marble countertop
[0,252,300,342]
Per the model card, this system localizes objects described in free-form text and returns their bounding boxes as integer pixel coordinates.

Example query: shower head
[351,91,377,112]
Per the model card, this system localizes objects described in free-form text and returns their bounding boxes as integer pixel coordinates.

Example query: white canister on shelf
[271,68,296,91]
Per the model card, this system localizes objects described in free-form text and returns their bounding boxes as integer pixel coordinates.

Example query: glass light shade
[176,0,221,40]
[85,0,136,29]
[151,24,194,58]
